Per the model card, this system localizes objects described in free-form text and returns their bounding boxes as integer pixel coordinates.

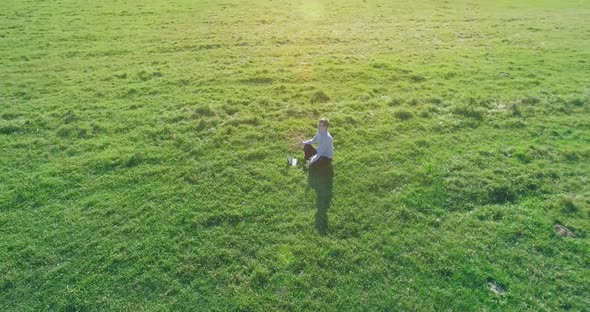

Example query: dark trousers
[303,144,332,168]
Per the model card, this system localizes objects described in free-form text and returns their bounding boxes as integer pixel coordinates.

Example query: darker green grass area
[1,0,590,310]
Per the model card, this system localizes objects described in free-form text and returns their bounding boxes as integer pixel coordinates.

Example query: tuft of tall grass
[393,109,414,120]
[310,90,330,103]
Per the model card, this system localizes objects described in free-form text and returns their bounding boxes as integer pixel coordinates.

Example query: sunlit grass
[1,0,589,310]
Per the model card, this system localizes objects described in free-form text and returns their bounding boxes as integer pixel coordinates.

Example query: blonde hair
[319,117,329,128]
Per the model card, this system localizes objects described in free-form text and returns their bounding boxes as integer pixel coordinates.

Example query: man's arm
[301,133,318,145]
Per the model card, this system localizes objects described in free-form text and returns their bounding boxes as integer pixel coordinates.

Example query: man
[298,117,334,235]
[298,117,334,170]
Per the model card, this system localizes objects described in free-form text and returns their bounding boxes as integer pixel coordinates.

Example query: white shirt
[303,130,334,164]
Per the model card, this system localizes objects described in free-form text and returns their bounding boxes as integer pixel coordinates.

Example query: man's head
[318,117,329,131]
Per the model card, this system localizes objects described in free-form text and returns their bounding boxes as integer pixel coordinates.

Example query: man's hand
[298,140,305,146]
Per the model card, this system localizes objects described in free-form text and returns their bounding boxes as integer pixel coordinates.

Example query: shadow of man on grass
[306,162,334,235]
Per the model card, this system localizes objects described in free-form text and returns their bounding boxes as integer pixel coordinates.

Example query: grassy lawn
[1,0,589,310]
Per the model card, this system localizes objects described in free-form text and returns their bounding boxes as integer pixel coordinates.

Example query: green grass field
[1,0,589,310]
